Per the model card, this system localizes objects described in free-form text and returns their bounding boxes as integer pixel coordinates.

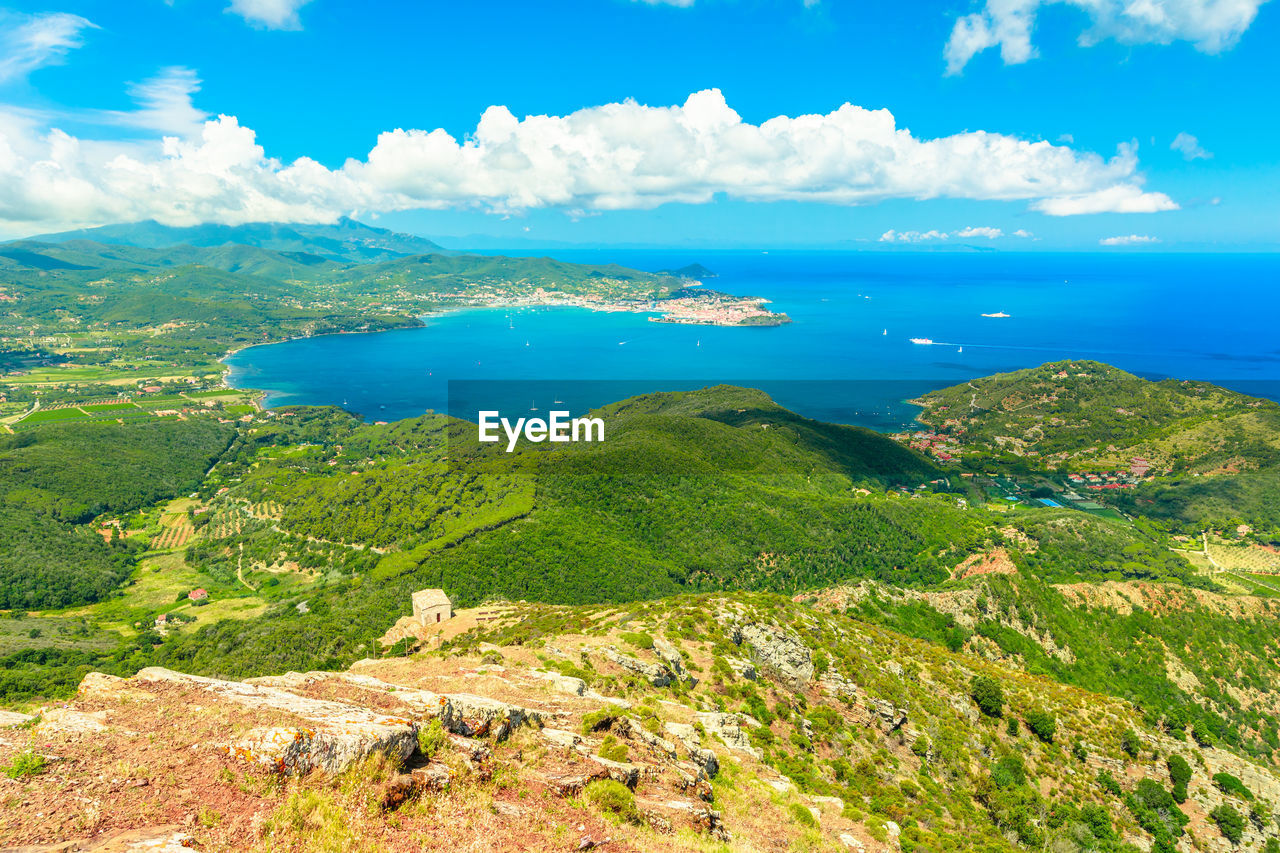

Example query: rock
[724,657,758,681]
[695,712,761,759]
[331,672,546,741]
[603,648,672,687]
[884,661,904,677]
[447,733,492,761]
[6,825,191,852]
[529,669,587,696]
[577,837,597,850]
[547,773,593,797]
[587,754,641,788]
[811,795,844,811]
[133,667,416,776]
[410,763,452,793]
[542,728,585,749]
[840,833,866,851]
[735,623,814,690]
[871,698,908,732]
[77,672,155,703]
[885,820,901,837]
[379,773,418,810]
[644,799,730,841]
[617,716,677,758]
[0,710,35,728]
[35,707,110,735]
[652,638,697,687]
[662,722,719,777]
[446,693,545,740]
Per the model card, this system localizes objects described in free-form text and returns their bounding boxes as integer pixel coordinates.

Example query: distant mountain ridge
[25,217,450,264]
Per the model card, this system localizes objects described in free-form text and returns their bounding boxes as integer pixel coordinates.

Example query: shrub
[618,631,653,651]
[3,750,45,779]
[1097,770,1122,797]
[1209,804,1245,844]
[971,675,1004,718]
[598,735,629,762]
[1025,709,1055,743]
[789,802,817,827]
[1120,728,1140,757]
[581,705,623,735]
[1006,716,1019,737]
[583,779,641,824]
[1071,740,1088,762]
[1212,772,1253,801]
[1167,754,1191,803]
[416,719,447,759]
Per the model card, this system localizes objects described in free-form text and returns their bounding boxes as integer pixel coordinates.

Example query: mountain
[26,217,450,263]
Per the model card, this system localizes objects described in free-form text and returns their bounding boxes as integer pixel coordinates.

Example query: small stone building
[412,589,453,626]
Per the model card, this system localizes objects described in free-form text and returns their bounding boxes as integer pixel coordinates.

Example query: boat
[910,338,934,345]
[958,346,963,353]
[882,329,887,335]
[981,311,1011,318]
[530,401,538,411]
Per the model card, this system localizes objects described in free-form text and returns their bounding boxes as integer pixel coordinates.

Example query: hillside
[3,593,1277,852]
[913,361,1280,473]
[27,217,451,263]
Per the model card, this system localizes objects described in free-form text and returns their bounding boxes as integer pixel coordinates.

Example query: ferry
[909,338,934,345]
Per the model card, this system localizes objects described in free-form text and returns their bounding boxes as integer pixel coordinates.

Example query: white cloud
[0,10,96,84]
[946,0,1268,73]
[94,68,208,137]
[881,225,1030,242]
[1013,228,1034,237]
[1100,233,1160,245]
[0,88,1178,235]
[956,225,1004,238]
[1170,131,1212,160]
[226,0,313,30]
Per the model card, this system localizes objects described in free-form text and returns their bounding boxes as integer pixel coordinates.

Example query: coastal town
[428,284,791,327]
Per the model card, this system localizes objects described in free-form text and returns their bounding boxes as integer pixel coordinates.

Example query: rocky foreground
[2,596,1278,852]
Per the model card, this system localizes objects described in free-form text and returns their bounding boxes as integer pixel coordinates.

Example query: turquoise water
[225,251,1280,429]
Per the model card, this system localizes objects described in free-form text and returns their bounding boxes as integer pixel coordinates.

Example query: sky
[0,0,1276,249]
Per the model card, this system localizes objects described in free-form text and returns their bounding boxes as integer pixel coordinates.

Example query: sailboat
[958,346,964,353]
[882,329,887,335]
[530,400,538,411]
[696,339,701,347]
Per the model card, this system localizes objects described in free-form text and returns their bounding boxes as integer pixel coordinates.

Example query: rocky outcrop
[694,712,761,759]
[131,667,417,775]
[722,621,813,690]
[604,648,673,687]
[662,722,720,777]
[653,638,697,687]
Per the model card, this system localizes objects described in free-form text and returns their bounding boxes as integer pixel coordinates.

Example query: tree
[1209,804,1245,845]
[971,675,1004,718]
[1166,754,1191,803]
[1025,709,1056,743]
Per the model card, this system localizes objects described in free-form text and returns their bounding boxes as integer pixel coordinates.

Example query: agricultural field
[1207,539,1280,574]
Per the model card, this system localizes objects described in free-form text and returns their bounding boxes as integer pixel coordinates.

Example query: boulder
[724,657,758,681]
[542,728,585,749]
[132,667,416,776]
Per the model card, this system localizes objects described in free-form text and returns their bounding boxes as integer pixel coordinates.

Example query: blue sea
[225,251,1280,431]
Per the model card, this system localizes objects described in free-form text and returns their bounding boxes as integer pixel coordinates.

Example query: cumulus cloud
[1170,131,1212,160]
[0,88,1178,234]
[1013,228,1034,237]
[0,10,96,84]
[946,0,1268,73]
[226,0,312,30]
[1100,233,1160,245]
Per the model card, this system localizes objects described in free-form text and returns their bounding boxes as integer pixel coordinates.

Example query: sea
[224,251,1280,432]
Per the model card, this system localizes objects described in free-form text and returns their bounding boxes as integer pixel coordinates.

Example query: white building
[411,589,453,626]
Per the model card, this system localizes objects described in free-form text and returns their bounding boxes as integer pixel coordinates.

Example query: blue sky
[0,0,1275,248]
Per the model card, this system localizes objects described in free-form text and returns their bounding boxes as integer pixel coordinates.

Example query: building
[412,589,453,626]
[187,588,208,602]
